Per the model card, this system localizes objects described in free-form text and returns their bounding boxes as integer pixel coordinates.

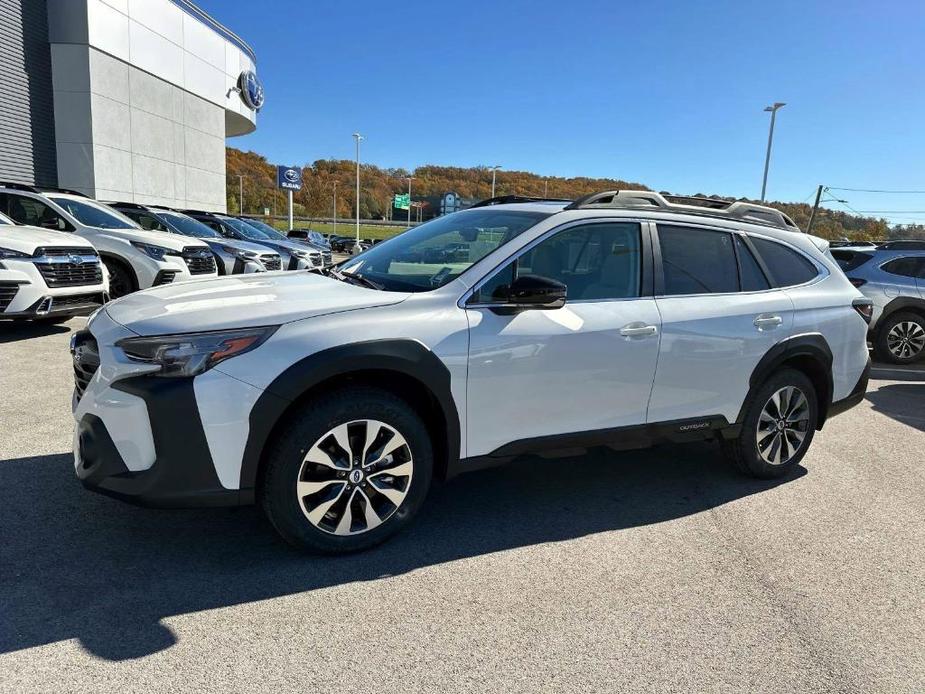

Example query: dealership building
[1,0,260,212]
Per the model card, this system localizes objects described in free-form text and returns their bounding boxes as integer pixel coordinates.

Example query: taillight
[852,298,873,324]
[848,277,866,288]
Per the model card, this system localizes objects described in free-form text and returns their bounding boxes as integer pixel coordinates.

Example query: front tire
[874,311,925,364]
[260,386,433,553]
[722,368,818,479]
[103,259,135,299]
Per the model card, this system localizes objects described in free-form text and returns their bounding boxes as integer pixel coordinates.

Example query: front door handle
[620,323,658,338]
[754,314,783,330]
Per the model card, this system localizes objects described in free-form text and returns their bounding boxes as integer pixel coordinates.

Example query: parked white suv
[0,211,108,322]
[0,184,217,298]
[71,192,871,553]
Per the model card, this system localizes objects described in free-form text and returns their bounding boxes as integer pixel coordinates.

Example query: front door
[465,220,661,457]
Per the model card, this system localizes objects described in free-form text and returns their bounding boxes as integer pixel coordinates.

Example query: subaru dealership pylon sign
[277,165,302,191]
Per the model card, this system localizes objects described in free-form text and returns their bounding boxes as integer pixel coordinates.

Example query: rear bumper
[828,358,870,419]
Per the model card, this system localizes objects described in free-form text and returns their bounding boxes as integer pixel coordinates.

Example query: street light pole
[760,102,785,202]
[490,165,501,198]
[543,178,548,197]
[237,175,244,214]
[352,132,363,253]
[332,180,337,236]
[405,175,415,228]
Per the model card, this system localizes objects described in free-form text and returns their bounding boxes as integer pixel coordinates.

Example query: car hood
[96,227,209,250]
[264,238,319,254]
[204,238,275,255]
[0,225,97,254]
[103,271,410,335]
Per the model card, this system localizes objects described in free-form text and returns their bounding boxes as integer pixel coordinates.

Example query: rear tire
[874,311,925,364]
[260,386,433,554]
[722,368,818,479]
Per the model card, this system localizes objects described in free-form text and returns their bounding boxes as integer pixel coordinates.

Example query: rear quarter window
[750,237,820,287]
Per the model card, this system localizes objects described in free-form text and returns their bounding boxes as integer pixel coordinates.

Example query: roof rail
[469,195,572,209]
[38,187,90,198]
[0,181,40,193]
[564,190,802,232]
[103,201,147,209]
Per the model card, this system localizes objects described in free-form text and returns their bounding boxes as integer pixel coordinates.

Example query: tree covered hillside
[227,147,898,241]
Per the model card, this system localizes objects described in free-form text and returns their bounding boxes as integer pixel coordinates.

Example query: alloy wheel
[296,419,413,536]
[887,320,925,360]
[756,386,810,465]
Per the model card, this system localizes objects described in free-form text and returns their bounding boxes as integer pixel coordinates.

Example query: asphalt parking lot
[1,318,923,693]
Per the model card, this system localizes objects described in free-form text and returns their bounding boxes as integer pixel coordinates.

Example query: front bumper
[72,310,263,507]
[1,262,107,318]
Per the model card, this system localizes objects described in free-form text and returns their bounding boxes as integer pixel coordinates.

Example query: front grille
[181,247,217,275]
[33,247,98,258]
[34,260,103,287]
[53,293,104,309]
[261,255,281,271]
[71,330,100,399]
[0,282,19,311]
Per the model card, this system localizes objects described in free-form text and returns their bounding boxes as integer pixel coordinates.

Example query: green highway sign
[394,193,410,210]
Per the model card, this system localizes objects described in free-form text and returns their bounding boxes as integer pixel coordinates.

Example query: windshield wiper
[329,268,383,290]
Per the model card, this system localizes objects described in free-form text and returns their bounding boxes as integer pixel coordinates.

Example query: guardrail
[170,0,257,65]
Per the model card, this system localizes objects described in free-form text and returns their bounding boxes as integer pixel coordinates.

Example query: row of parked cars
[0,182,333,323]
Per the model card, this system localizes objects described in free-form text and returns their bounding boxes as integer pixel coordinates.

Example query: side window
[657,225,738,295]
[473,222,642,303]
[0,193,73,231]
[750,237,819,287]
[881,257,925,279]
[734,235,770,291]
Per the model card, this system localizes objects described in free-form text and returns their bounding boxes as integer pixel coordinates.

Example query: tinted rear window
[831,250,874,272]
[657,225,738,295]
[881,257,925,279]
[750,237,819,287]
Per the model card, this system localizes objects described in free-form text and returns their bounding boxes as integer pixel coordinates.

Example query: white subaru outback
[71,192,872,553]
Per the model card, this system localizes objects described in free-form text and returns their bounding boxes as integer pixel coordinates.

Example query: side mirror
[491,274,567,314]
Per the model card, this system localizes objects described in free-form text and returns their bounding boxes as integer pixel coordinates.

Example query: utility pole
[405,175,415,228]
[332,180,337,236]
[237,175,245,214]
[352,132,363,253]
[806,184,824,234]
[543,178,548,197]
[760,102,785,202]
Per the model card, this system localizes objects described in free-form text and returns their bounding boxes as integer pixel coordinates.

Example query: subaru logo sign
[277,165,303,191]
[238,70,265,111]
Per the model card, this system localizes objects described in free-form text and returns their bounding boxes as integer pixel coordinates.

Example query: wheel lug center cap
[349,469,364,484]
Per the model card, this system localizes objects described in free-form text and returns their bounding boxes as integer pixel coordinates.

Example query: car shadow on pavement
[866,383,925,432]
[0,445,804,661]
[0,321,71,344]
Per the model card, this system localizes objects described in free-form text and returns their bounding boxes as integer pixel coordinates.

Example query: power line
[827,187,925,194]
[854,210,925,214]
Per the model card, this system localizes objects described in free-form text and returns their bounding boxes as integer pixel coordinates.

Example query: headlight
[116,326,278,377]
[0,246,31,259]
[289,248,310,258]
[220,245,258,260]
[131,241,173,261]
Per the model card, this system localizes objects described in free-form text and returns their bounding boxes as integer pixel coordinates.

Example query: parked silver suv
[831,247,925,363]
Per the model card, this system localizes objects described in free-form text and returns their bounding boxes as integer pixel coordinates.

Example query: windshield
[220,216,272,240]
[158,211,222,239]
[48,196,138,229]
[340,209,550,291]
[241,218,288,241]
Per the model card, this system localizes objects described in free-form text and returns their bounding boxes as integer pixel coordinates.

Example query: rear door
[647,224,793,425]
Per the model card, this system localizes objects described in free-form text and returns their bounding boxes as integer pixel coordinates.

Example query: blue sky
[199,0,925,222]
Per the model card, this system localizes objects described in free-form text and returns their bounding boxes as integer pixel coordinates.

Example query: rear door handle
[754,314,783,330]
[620,323,658,337]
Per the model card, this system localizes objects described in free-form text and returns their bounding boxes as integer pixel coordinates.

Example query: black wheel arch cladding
[741,333,834,427]
[239,339,461,492]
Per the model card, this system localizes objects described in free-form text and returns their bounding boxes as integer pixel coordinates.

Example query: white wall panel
[128,19,183,86]
[86,0,129,63]
[127,0,183,46]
